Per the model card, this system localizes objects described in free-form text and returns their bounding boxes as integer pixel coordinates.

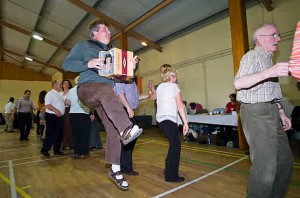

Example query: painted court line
[152,156,248,198]
[9,160,17,198]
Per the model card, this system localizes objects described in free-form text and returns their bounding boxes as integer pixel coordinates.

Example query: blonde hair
[161,66,177,82]
[160,64,173,79]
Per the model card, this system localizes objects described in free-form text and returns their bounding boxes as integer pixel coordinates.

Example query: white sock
[112,164,120,172]
[111,164,128,187]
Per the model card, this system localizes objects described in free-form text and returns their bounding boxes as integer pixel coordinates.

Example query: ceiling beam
[0,47,63,73]
[40,0,104,74]
[67,0,163,52]
[0,19,71,51]
[258,0,273,11]
[124,0,174,33]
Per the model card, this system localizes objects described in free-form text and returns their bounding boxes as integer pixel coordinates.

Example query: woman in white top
[65,77,93,159]
[156,66,188,182]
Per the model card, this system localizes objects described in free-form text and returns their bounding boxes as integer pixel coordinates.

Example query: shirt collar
[92,39,110,51]
[255,46,273,59]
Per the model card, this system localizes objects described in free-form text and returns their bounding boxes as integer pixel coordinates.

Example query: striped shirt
[235,46,282,103]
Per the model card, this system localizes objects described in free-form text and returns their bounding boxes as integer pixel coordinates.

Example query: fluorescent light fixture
[32,31,43,41]
[141,41,147,46]
[24,55,33,61]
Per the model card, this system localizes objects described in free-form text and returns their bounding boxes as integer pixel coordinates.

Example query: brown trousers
[62,107,73,148]
[77,82,132,164]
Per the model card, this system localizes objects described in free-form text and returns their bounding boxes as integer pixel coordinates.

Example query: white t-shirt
[156,82,180,123]
[45,89,65,115]
[66,86,90,114]
[4,102,15,113]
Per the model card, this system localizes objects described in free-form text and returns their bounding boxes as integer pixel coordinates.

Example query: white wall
[0,80,51,109]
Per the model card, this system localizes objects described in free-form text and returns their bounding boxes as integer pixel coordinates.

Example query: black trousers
[120,110,137,171]
[18,112,32,139]
[41,113,64,153]
[158,120,181,180]
[70,113,91,155]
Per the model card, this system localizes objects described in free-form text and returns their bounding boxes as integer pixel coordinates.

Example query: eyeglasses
[260,33,281,39]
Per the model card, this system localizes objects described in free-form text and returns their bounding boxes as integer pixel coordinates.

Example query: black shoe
[90,146,103,151]
[54,151,64,155]
[165,177,185,182]
[23,137,29,141]
[19,138,24,141]
[41,151,50,157]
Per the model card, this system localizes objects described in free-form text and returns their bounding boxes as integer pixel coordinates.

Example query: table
[186,114,238,126]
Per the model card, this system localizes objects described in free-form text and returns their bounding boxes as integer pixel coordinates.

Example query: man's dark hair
[89,19,111,38]
[229,93,236,99]
[24,90,31,94]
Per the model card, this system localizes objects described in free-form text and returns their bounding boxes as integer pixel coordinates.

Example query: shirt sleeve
[173,84,180,96]
[235,51,257,80]
[45,92,52,106]
[14,99,20,109]
[62,43,89,72]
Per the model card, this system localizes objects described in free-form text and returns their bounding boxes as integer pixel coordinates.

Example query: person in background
[114,78,149,176]
[224,93,237,114]
[38,90,47,141]
[65,77,93,159]
[149,64,172,101]
[89,111,103,151]
[4,97,15,132]
[234,22,293,197]
[12,90,36,141]
[62,19,142,190]
[41,80,65,157]
[156,65,188,182]
[61,79,73,150]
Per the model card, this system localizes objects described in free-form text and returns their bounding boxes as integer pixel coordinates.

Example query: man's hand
[54,109,62,117]
[87,58,103,70]
[90,114,95,121]
[131,56,139,70]
[127,107,134,118]
[279,109,292,131]
[267,62,290,78]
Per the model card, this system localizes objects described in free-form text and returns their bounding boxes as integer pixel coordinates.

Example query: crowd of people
[1,19,298,197]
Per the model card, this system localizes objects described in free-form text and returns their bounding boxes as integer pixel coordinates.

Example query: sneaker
[121,125,143,145]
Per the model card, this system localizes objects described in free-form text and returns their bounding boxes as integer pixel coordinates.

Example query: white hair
[252,22,278,43]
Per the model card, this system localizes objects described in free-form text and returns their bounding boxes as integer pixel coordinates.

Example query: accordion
[98,48,134,81]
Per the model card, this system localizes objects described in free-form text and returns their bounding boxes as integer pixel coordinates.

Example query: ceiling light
[141,41,147,46]
[24,55,33,61]
[32,31,44,41]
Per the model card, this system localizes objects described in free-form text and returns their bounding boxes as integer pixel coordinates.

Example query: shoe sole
[122,128,143,145]
[108,172,129,190]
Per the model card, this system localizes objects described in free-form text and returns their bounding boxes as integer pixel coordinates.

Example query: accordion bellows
[98,48,134,80]
[289,21,300,81]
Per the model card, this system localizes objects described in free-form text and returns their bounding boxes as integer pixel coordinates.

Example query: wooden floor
[0,126,299,198]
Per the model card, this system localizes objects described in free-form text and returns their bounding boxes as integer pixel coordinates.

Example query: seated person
[224,93,237,114]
